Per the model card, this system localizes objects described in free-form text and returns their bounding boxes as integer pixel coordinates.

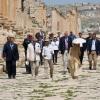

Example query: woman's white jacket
[27,42,41,61]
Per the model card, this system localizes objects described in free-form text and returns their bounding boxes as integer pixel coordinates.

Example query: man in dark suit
[59,31,73,74]
[39,29,45,40]
[23,34,32,74]
[35,33,45,65]
[59,31,76,54]
[86,33,92,43]
[78,32,87,64]
[68,32,76,42]
[87,33,100,70]
[3,34,19,79]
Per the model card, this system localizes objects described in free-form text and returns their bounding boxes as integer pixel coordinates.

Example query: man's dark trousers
[6,61,16,78]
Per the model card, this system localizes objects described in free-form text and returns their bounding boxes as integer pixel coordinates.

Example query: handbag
[25,60,29,65]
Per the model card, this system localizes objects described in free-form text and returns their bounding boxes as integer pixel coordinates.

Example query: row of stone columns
[0,0,17,28]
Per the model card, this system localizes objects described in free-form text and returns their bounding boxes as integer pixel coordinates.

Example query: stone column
[7,0,16,26]
[3,0,10,27]
[0,0,4,24]
[2,0,8,19]
[10,0,14,22]
[52,9,58,33]
[13,0,17,23]
[17,0,22,10]
[0,0,3,17]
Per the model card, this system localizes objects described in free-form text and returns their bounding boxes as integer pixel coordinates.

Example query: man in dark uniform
[35,33,45,65]
[23,34,32,74]
[78,32,87,64]
[2,34,19,79]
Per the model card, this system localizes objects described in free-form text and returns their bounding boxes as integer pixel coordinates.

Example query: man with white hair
[59,31,69,74]
[2,34,19,79]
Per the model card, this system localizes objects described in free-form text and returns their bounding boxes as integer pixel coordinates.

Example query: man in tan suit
[87,33,100,70]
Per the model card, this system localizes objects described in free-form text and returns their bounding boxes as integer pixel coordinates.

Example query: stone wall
[51,8,67,34]
[66,10,81,34]
[47,8,81,34]
[0,0,17,27]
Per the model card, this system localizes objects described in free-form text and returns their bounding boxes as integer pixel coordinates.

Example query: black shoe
[72,76,78,79]
[8,76,11,79]
[89,67,92,70]
[93,68,96,70]
[67,68,70,73]
[12,75,16,79]
[23,72,31,74]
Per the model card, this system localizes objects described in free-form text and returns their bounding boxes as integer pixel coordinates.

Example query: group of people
[22,31,59,80]
[59,32,100,79]
[2,30,100,80]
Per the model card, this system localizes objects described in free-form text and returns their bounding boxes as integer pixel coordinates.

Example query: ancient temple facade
[0,0,47,35]
[0,0,17,28]
[0,0,81,36]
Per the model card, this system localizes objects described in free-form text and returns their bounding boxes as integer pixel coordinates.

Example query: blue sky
[44,0,100,5]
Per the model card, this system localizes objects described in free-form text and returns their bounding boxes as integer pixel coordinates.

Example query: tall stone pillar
[0,0,3,17]
[2,0,8,19]
[10,0,14,22]
[3,0,10,27]
[0,0,4,24]
[17,0,22,11]
[13,0,17,23]
[7,0,16,26]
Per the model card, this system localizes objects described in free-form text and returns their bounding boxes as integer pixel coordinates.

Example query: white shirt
[80,43,83,47]
[51,41,59,50]
[35,42,41,61]
[91,40,96,51]
[42,46,54,60]
[65,38,68,50]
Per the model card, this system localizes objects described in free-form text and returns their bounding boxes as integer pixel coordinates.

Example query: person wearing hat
[42,40,54,80]
[2,34,19,79]
[68,43,81,79]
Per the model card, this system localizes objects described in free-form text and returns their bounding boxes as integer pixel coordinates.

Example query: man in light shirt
[87,33,100,70]
[42,41,54,79]
[59,31,72,74]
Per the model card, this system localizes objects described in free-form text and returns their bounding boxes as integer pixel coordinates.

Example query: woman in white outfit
[51,37,59,64]
[27,41,41,78]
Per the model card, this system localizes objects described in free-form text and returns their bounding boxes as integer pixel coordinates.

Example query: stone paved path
[0,54,100,100]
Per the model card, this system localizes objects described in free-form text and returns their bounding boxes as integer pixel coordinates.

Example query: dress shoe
[12,75,16,79]
[23,72,31,74]
[89,67,92,70]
